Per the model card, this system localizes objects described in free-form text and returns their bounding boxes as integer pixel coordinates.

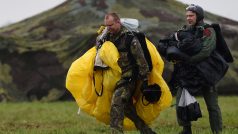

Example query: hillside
[0,0,237,101]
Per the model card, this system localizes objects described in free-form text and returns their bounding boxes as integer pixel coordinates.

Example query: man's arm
[130,37,150,80]
[189,28,216,63]
[96,26,108,48]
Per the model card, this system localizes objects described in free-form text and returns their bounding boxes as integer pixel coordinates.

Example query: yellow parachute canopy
[66,39,172,130]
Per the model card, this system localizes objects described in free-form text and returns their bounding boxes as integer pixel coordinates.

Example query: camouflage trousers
[110,80,156,134]
[176,86,222,134]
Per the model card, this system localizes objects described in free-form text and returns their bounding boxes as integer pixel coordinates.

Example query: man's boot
[179,126,192,134]
[133,118,156,134]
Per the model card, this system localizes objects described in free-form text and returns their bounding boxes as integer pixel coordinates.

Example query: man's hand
[96,26,108,49]
[97,25,106,34]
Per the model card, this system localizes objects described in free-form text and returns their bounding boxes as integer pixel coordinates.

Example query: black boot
[179,126,192,134]
[132,116,156,134]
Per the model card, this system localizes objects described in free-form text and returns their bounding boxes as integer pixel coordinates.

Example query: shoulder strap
[210,24,233,62]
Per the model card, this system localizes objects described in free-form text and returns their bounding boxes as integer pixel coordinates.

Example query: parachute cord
[142,95,150,106]
[93,70,104,96]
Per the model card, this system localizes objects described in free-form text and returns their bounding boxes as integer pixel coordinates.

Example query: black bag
[177,102,202,122]
[177,89,202,122]
[196,51,229,86]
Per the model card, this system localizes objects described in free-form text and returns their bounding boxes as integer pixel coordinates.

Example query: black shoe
[179,126,192,134]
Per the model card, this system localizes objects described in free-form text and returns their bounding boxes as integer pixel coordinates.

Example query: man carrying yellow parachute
[66,12,172,134]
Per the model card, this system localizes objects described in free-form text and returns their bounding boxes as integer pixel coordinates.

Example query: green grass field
[0,96,237,134]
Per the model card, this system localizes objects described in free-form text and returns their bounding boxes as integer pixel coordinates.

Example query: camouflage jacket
[106,26,149,82]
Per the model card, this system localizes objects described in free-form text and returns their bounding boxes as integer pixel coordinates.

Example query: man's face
[104,15,121,34]
[186,11,197,26]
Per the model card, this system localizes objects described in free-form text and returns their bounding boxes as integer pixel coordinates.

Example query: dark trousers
[176,86,222,133]
[110,81,150,133]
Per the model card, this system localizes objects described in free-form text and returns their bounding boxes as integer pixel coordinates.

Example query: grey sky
[176,0,238,21]
[0,0,237,28]
[0,0,65,27]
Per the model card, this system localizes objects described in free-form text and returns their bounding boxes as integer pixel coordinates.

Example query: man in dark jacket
[102,13,156,134]
[168,4,223,134]
[176,4,222,134]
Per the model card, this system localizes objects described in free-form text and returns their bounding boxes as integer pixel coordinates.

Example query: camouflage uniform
[106,26,155,134]
[175,22,222,134]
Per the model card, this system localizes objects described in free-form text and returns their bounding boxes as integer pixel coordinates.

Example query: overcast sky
[0,0,66,27]
[0,0,238,28]
[176,0,238,21]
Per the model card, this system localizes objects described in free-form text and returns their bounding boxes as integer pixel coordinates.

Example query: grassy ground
[0,96,237,134]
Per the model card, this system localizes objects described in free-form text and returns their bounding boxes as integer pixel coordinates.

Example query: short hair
[105,12,120,22]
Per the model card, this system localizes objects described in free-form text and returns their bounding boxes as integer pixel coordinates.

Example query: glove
[97,25,106,34]
[96,26,108,48]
